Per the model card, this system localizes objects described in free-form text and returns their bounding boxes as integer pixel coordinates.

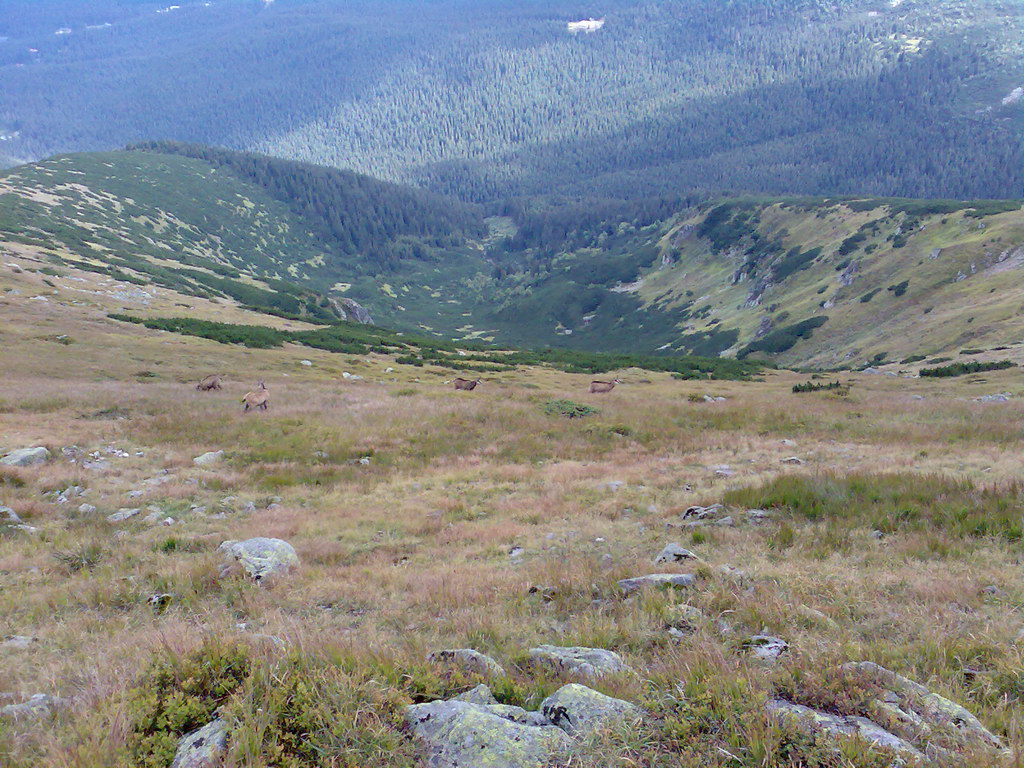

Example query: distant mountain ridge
[0,0,1020,202]
[1,147,1022,368]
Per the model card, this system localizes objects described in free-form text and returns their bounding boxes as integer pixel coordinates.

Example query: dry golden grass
[3,260,1024,766]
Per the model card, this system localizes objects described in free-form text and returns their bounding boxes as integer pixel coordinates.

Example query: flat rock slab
[744,635,789,661]
[171,719,229,768]
[528,645,633,678]
[406,699,571,768]
[219,537,298,581]
[428,649,506,678]
[618,573,697,594]
[842,661,1004,752]
[0,447,50,467]
[540,683,641,737]
[654,543,699,564]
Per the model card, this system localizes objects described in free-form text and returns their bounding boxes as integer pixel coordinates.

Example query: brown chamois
[451,377,482,391]
[242,381,269,412]
[196,374,222,391]
[588,378,622,394]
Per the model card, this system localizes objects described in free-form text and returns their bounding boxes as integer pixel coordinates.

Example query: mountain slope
[0,0,1021,202]
[2,148,1024,367]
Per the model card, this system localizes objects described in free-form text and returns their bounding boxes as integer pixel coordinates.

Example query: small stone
[871,529,885,540]
[780,456,805,465]
[713,516,735,527]
[0,693,59,720]
[300,359,313,367]
[77,503,97,515]
[452,684,499,705]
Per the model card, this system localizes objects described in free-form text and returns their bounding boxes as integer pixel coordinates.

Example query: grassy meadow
[3,257,1024,767]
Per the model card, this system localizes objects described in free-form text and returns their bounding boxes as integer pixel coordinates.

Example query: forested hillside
[0,0,1020,202]
[2,148,1024,368]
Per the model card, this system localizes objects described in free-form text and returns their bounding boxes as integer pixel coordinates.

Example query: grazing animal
[242,381,269,412]
[196,374,222,391]
[589,378,622,394]
[451,377,482,391]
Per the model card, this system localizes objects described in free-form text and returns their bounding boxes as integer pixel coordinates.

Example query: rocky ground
[3,259,1024,767]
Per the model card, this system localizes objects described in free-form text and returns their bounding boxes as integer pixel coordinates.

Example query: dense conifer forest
[0,0,1020,202]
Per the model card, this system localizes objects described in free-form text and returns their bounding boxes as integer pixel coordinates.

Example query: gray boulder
[0,447,50,467]
[653,543,699,564]
[170,719,229,768]
[617,573,697,594]
[219,538,298,581]
[406,699,571,768]
[193,450,225,467]
[428,649,506,678]
[528,645,633,678]
[540,683,641,737]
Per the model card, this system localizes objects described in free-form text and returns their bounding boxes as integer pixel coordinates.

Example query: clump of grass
[543,399,599,419]
[724,472,1024,541]
[52,542,106,573]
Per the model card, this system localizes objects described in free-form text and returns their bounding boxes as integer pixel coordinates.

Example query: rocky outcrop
[842,661,1005,753]
[170,719,229,768]
[768,661,1008,763]
[0,693,60,720]
[218,537,298,581]
[766,699,923,763]
[0,447,50,467]
[527,645,633,679]
[331,297,374,325]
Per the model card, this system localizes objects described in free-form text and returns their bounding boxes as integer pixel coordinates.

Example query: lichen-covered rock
[170,719,229,768]
[0,447,50,467]
[653,543,699,564]
[0,693,59,720]
[617,573,696,594]
[406,699,571,768]
[766,699,923,763]
[428,649,506,678]
[219,537,298,581]
[842,661,1004,752]
[540,683,641,737]
[528,645,633,679]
